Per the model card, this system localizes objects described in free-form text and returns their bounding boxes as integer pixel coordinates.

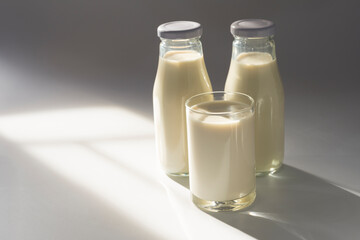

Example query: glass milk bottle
[225,19,284,175]
[153,21,213,176]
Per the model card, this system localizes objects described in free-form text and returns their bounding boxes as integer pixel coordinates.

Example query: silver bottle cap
[231,19,275,37]
[157,21,202,39]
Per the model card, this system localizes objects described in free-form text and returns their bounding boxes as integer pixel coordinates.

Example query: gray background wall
[0,1,359,189]
[1,0,359,110]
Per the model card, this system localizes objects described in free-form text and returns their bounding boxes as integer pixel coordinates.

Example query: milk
[187,100,255,201]
[225,52,284,173]
[153,50,212,175]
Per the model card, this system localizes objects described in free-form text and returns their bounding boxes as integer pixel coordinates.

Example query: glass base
[256,163,283,177]
[192,189,256,212]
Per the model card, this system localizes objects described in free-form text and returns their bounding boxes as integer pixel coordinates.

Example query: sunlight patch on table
[0,107,154,142]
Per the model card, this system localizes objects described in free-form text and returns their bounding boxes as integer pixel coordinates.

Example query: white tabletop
[0,58,359,240]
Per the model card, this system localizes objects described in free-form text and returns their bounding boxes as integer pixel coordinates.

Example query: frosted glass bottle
[153,21,213,176]
[224,19,284,175]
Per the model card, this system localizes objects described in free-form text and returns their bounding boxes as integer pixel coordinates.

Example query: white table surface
[0,60,359,240]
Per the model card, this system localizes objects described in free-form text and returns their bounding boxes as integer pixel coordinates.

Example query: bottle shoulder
[225,57,283,96]
[154,56,211,94]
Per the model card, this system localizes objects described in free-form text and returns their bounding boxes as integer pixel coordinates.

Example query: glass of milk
[185,91,256,212]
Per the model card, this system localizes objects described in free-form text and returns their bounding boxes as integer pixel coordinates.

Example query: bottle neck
[159,37,203,57]
[232,36,276,60]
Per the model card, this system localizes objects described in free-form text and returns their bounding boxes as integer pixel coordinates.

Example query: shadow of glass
[167,174,190,189]
[170,164,360,240]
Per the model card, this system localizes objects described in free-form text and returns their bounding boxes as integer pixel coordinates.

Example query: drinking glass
[185,91,256,212]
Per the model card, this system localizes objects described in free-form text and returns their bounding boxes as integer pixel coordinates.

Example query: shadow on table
[169,164,360,240]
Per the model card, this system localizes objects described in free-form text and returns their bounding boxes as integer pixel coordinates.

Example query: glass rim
[185,91,254,116]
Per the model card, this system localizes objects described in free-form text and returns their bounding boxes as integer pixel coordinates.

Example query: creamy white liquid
[153,50,212,174]
[225,52,284,173]
[187,100,255,201]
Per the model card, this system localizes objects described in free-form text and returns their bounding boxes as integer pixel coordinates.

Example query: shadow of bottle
[169,164,360,240]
